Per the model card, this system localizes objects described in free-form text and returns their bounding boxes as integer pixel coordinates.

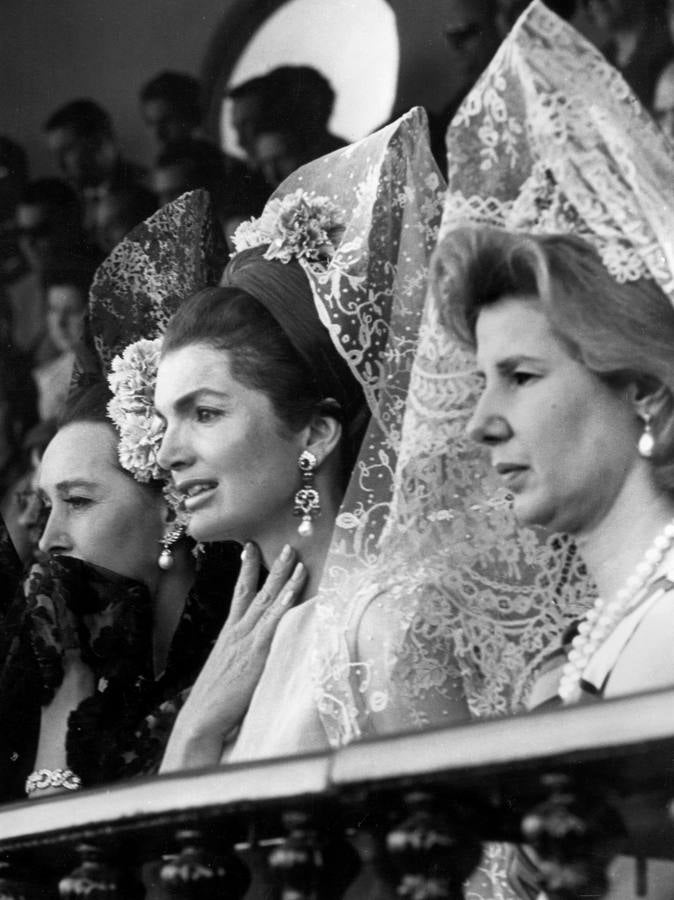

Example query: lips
[175,480,218,510]
[494,463,529,489]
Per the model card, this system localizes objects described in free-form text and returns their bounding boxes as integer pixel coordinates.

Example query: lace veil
[441,0,674,295]
[90,190,227,371]
[250,109,490,742]
[305,0,674,750]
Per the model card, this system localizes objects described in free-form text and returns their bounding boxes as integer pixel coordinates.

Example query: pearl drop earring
[293,450,320,537]
[638,413,655,458]
[158,522,186,570]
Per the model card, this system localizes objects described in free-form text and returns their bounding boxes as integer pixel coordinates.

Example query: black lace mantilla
[1,539,238,793]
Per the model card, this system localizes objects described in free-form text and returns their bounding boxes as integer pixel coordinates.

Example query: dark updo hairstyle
[436,224,674,494]
[161,247,369,481]
[58,380,114,430]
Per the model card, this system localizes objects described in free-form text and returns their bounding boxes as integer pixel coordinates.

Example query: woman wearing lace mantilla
[436,0,674,709]
[152,86,587,900]
[428,1,674,895]
[0,194,238,800]
[151,107,448,768]
[297,4,674,896]
[21,382,236,795]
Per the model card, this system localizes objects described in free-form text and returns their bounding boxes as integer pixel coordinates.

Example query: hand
[31,650,95,797]
[160,542,306,772]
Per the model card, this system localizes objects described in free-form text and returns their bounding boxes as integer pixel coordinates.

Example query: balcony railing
[0,687,673,899]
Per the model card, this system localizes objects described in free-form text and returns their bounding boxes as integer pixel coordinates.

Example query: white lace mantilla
[266,103,593,751]
[442,0,674,302]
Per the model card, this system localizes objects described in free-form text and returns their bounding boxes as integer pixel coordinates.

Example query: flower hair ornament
[106,338,187,566]
[232,188,343,269]
[107,338,165,484]
[85,191,225,565]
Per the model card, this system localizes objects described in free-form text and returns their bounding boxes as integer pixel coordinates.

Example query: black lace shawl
[0,530,239,800]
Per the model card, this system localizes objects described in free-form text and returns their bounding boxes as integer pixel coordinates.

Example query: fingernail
[291,562,305,580]
[240,542,252,561]
[280,543,292,562]
[281,589,294,606]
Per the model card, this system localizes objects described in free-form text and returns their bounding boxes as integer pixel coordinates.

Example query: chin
[186,508,242,544]
[186,516,226,543]
[513,494,581,535]
[512,493,557,530]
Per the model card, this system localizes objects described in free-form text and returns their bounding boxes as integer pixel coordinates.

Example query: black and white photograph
[1,1,673,898]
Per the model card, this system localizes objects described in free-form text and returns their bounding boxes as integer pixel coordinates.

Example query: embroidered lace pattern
[442,0,674,302]
[2,550,234,787]
[299,74,592,761]
[90,190,227,372]
[302,17,662,892]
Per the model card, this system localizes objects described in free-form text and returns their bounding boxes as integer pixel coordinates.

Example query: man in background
[139,71,204,149]
[43,99,146,237]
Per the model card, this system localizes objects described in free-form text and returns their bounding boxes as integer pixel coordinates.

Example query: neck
[148,542,195,676]
[576,467,674,600]
[255,475,342,602]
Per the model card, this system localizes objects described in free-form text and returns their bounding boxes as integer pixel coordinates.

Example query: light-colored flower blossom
[232,189,343,267]
[107,337,166,483]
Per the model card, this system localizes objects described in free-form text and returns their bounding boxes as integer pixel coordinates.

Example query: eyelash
[195,407,223,424]
[511,371,536,386]
[63,497,92,509]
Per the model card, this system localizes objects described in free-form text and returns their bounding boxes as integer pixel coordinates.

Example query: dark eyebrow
[54,479,99,492]
[164,388,231,415]
[496,355,544,372]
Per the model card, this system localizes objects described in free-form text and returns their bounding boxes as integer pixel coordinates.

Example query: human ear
[627,380,671,423]
[303,398,343,465]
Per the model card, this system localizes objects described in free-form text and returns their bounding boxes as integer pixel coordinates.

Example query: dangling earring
[293,450,320,537]
[158,522,186,570]
[638,413,655,458]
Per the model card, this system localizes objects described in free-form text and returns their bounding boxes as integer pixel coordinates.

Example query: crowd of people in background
[0,60,356,567]
[1,0,674,570]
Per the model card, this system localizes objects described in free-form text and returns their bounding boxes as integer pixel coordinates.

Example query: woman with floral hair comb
[22,380,235,796]
[153,108,448,768]
[7,109,446,795]
[1,193,238,800]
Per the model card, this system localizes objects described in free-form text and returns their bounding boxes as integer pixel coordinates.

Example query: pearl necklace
[558,518,674,704]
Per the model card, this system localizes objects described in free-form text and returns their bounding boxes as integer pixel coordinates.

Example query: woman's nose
[466,389,512,445]
[157,422,189,472]
[37,508,72,556]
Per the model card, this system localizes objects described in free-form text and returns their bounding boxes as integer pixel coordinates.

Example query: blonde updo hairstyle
[435,225,674,494]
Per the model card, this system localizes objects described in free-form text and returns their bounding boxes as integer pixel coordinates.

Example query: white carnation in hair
[107,337,166,483]
[231,189,343,267]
